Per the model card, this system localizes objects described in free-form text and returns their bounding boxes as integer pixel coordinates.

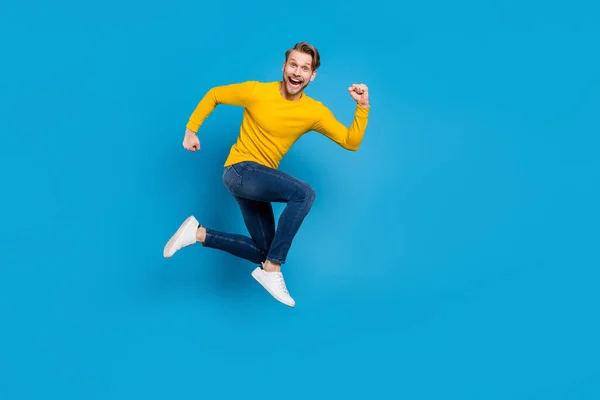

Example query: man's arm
[312,103,370,151]
[185,80,258,133]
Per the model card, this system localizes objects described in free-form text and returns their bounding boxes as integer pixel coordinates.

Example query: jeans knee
[310,186,316,205]
[303,184,316,207]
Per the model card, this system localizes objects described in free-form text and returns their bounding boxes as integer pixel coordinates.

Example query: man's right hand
[183,128,200,152]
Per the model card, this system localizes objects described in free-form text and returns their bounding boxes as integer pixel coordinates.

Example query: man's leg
[163,161,315,307]
[163,166,275,264]
[219,162,315,307]
[201,163,314,270]
[235,196,276,262]
[200,196,275,264]
[230,162,316,269]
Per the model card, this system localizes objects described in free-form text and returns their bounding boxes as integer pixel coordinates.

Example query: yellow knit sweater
[186,81,370,169]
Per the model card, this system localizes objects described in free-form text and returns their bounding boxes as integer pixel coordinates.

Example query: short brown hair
[285,42,321,71]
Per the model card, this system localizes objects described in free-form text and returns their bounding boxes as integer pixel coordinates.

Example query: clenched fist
[183,128,200,152]
[348,83,369,108]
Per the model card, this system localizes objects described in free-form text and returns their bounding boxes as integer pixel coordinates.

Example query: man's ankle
[196,226,206,243]
[263,260,281,273]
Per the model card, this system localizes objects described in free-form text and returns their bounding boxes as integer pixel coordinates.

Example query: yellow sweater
[186,80,370,169]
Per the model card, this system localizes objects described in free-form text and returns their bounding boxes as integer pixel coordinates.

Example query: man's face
[281,50,317,97]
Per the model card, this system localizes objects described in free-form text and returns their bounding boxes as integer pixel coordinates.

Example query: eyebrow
[289,58,311,66]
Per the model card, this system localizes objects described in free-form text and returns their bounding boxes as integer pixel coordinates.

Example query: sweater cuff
[356,103,370,115]
[186,121,200,132]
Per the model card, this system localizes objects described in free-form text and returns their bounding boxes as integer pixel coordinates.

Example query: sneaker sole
[251,267,295,307]
[163,216,197,258]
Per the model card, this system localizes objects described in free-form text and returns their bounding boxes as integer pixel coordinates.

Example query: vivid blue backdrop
[1,0,599,398]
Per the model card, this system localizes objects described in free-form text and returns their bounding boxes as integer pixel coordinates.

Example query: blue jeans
[202,161,316,265]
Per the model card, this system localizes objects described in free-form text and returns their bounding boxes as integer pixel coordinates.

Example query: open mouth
[288,77,302,88]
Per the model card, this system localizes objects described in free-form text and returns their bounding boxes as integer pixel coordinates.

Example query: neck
[279,81,303,101]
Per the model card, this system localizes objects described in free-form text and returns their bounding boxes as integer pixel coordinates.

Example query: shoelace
[275,273,289,295]
[261,263,290,295]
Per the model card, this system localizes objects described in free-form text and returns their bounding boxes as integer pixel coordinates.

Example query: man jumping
[163,42,370,307]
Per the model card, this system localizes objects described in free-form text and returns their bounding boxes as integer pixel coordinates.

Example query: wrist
[185,127,197,136]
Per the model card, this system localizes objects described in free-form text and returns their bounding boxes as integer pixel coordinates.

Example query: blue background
[1,0,599,398]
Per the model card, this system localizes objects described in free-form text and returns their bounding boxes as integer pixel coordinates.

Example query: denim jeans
[202,161,316,265]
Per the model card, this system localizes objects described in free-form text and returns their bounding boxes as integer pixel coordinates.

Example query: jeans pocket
[222,165,242,192]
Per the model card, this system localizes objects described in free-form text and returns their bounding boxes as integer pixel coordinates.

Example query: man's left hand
[349,83,369,108]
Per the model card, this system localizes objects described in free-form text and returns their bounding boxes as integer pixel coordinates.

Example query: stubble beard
[281,74,309,98]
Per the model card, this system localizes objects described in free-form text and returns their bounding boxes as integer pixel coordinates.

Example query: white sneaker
[251,265,296,307]
[163,215,199,258]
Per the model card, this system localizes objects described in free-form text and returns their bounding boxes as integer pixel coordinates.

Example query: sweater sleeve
[312,103,370,151]
[186,81,258,132]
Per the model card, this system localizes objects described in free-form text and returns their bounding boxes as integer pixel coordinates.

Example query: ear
[310,70,317,81]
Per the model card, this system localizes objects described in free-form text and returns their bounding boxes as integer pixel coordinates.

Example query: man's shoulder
[236,80,279,96]
[302,95,330,113]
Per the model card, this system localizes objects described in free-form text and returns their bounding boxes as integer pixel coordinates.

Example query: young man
[163,42,370,307]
